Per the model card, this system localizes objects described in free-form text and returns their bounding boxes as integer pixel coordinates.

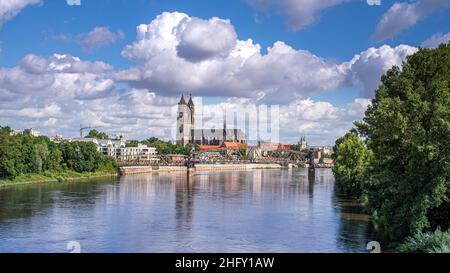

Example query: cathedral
[176,95,248,147]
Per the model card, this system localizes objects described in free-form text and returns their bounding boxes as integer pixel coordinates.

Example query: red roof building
[199,145,222,150]
[222,142,248,150]
[278,144,293,150]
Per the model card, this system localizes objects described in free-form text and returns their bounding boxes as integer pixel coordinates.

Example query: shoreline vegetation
[0,171,119,187]
[0,126,119,188]
[332,43,450,253]
[0,165,291,187]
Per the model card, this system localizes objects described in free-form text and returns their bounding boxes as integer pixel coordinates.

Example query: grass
[0,170,119,187]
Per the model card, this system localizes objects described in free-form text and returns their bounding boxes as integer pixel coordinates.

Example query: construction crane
[80,125,103,138]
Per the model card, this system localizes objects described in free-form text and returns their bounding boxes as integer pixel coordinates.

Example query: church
[176,95,248,147]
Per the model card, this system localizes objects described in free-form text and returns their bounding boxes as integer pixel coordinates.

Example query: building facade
[23,128,40,137]
[119,144,158,162]
[176,95,247,147]
[69,138,157,162]
[70,138,126,158]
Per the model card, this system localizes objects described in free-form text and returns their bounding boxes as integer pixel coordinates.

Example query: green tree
[126,140,140,147]
[0,128,21,178]
[46,148,63,172]
[142,138,188,155]
[356,43,450,240]
[332,129,358,160]
[86,130,109,140]
[0,125,118,180]
[332,133,372,199]
[33,143,49,173]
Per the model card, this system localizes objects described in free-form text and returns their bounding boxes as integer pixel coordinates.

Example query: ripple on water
[0,169,376,253]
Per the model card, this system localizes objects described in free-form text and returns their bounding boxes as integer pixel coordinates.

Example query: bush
[399,228,450,253]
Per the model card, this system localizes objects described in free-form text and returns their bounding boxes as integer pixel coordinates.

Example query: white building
[70,138,126,158]
[119,144,158,162]
[23,128,40,137]
[50,135,64,143]
[70,138,157,162]
[10,130,23,136]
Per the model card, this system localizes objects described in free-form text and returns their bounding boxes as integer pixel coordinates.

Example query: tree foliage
[332,133,372,199]
[141,138,188,155]
[399,228,450,253]
[0,126,117,180]
[86,129,109,140]
[355,43,450,240]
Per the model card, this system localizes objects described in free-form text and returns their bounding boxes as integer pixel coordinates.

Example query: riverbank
[0,171,119,187]
[119,163,286,175]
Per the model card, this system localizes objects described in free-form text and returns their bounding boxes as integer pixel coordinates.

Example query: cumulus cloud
[372,0,450,42]
[246,0,350,31]
[0,52,372,144]
[421,32,450,48]
[54,26,125,52]
[0,52,181,139]
[188,97,371,145]
[0,12,420,144]
[0,0,40,26]
[346,44,418,97]
[0,53,114,100]
[177,17,238,62]
[279,98,371,144]
[118,12,417,101]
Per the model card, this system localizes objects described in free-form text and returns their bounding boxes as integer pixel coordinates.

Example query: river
[0,169,376,253]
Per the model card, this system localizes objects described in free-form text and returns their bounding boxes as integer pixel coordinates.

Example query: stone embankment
[120,163,284,175]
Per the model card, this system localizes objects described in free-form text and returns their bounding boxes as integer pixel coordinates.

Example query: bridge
[117,148,333,169]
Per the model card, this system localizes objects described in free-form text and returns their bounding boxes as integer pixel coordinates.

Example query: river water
[0,169,376,253]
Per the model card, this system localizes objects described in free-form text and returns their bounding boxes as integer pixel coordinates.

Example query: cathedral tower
[176,95,193,146]
[187,94,195,129]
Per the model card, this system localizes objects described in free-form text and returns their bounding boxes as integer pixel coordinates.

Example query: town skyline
[0,1,449,145]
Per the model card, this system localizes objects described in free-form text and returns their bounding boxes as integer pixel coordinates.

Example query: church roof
[178,95,187,105]
[188,95,194,107]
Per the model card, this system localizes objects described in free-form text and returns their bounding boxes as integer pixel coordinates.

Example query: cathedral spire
[178,94,187,105]
[187,94,194,108]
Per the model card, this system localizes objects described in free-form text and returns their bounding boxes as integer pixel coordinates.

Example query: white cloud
[346,44,418,97]
[0,52,179,139]
[246,0,350,31]
[54,26,125,52]
[118,12,417,101]
[0,52,371,144]
[372,0,450,42]
[192,97,371,145]
[0,12,421,144]
[0,0,40,25]
[177,17,238,62]
[421,32,450,48]
[0,53,114,100]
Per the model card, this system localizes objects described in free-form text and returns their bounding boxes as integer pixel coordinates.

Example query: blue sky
[0,0,449,144]
[1,1,448,65]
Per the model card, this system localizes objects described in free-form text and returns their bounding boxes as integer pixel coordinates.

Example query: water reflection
[0,169,375,253]
[175,176,195,231]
